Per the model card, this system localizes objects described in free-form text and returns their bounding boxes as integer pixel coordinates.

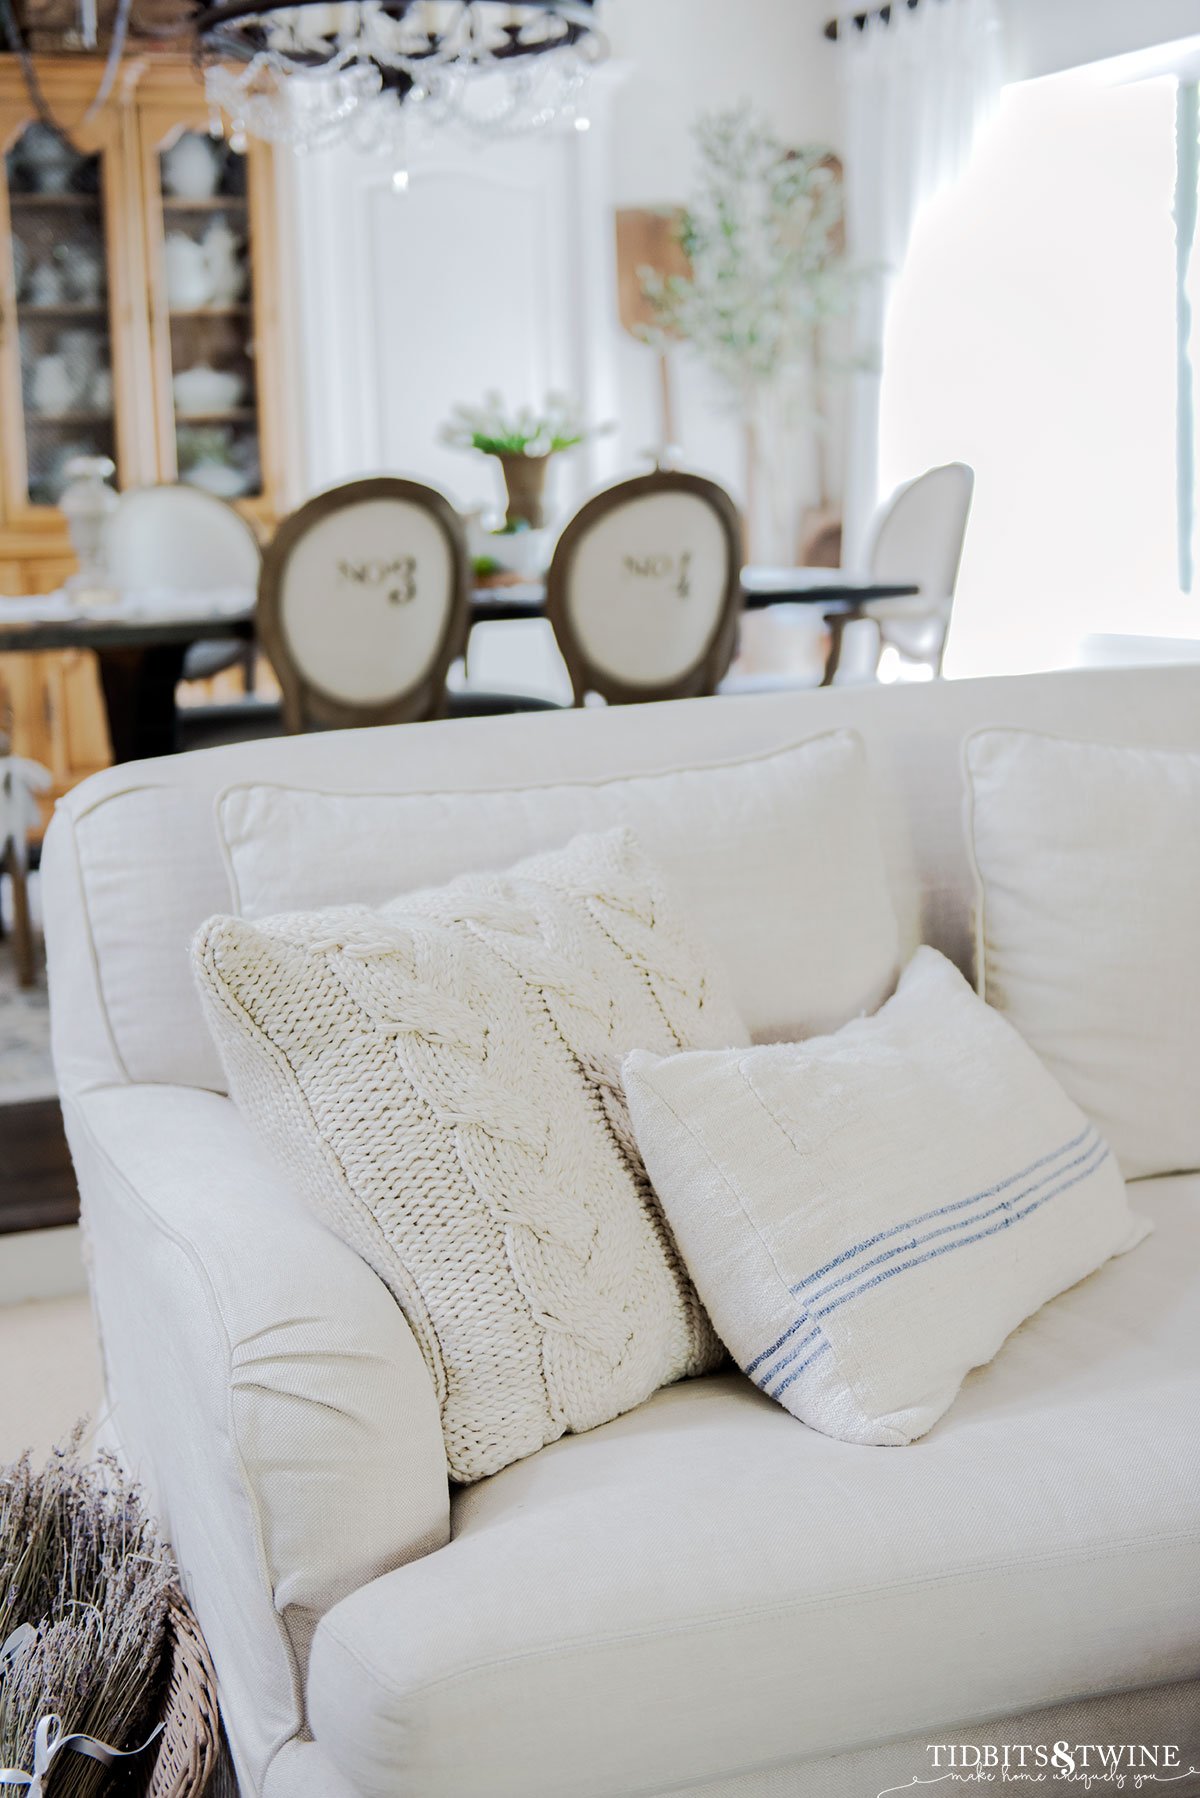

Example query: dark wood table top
[0,568,922,651]
[0,611,255,653]
[472,569,921,623]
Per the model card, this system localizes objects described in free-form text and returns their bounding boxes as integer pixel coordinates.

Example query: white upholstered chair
[258,477,560,733]
[107,484,262,687]
[546,470,744,705]
[107,482,262,594]
[854,461,975,679]
[258,477,469,733]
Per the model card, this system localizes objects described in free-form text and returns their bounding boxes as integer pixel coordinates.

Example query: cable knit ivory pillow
[966,729,1200,1179]
[194,828,747,1483]
[623,948,1149,1447]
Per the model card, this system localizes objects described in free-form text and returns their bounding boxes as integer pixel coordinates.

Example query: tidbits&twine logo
[876,1740,1200,1794]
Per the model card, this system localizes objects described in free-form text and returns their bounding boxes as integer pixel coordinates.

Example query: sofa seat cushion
[306,1177,1200,1798]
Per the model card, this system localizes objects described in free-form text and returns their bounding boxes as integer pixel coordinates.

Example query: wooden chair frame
[257,477,470,733]
[545,470,744,706]
[2,832,34,988]
[0,747,37,988]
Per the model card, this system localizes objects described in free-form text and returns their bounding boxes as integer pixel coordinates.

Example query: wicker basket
[137,1593,222,1798]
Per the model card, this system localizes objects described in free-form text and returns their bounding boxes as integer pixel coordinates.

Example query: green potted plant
[639,107,866,562]
[441,392,604,531]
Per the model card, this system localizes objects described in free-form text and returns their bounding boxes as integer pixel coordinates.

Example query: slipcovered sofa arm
[64,1084,450,1798]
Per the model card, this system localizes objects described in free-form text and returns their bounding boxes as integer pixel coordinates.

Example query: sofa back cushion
[216,730,898,1050]
[44,667,1200,1099]
[967,729,1200,1180]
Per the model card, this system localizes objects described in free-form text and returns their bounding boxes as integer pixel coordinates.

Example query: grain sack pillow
[194,827,748,1482]
[966,729,1200,1180]
[623,947,1149,1447]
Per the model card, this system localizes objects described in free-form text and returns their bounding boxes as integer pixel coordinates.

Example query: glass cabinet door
[0,115,129,518]
[143,115,265,507]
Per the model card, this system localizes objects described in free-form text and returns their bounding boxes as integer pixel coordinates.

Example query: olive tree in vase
[640,107,867,564]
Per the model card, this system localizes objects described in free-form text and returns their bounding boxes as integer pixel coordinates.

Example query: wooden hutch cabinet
[0,53,291,816]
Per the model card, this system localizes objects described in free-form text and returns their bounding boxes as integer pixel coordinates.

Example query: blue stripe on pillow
[748,1128,1111,1399]
[789,1123,1095,1295]
[759,1326,822,1395]
[745,1314,816,1376]
[770,1338,832,1399]
[809,1132,1104,1311]
[813,1142,1111,1323]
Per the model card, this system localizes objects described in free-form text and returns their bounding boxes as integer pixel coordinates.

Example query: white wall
[286,118,614,518]
[1002,0,1200,81]
[598,0,843,531]
[604,0,840,201]
[284,0,845,553]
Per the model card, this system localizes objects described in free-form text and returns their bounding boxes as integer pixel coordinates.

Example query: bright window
[879,55,1200,675]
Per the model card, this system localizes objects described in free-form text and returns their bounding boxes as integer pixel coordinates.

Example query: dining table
[0,567,921,765]
[469,567,921,623]
[0,588,259,765]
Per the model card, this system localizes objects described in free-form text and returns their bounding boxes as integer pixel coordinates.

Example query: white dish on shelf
[24,261,64,305]
[182,460,255,500]
[173,364,245,416]
[162,133,222,201]
[165,233,214,309]
[20,128,77,195]
[64,245,104,304]
[203,219,247,304]
[30,353,78,417]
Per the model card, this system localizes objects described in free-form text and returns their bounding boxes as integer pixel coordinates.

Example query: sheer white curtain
[838,0,1004,562]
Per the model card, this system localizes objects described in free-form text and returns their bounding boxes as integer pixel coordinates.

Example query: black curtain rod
[823,0,923,42]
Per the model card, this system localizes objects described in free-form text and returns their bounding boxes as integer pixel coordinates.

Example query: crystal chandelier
[196,0,606,154]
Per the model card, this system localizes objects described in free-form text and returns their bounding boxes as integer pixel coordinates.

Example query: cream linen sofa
[42,667,1200,1798]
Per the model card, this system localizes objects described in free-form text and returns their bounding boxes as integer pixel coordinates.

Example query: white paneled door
[282,102,622,519]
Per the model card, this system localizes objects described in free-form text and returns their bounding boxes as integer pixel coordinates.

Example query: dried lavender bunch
[0,1423,174,1798]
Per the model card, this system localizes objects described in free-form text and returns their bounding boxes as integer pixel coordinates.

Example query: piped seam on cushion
[311,1524,1200,1710]
[961,725,1006,1005]
[213,726,869,914]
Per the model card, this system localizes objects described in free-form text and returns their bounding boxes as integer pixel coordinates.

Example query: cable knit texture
[194,828,748,1481]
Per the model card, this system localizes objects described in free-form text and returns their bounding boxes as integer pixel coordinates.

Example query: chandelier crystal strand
[198,1,604,154]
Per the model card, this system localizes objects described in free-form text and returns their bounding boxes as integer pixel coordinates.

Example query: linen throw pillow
[194,828,748,1483]
[966,729,1200,1179]
[622,948,1148,1447]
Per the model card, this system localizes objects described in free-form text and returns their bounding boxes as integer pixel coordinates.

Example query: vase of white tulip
[442,392,609,530]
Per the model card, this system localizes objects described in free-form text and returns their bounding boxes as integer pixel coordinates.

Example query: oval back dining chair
[257,477,470,734]
[545,469,744,705]
[862,461,975,676]
[107,483,262,687]
[108,482,262,593]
